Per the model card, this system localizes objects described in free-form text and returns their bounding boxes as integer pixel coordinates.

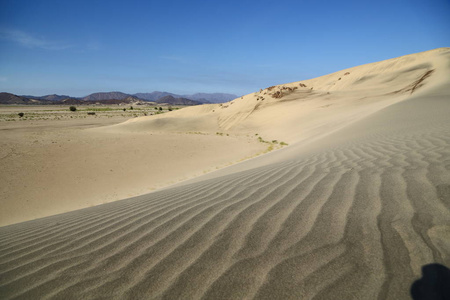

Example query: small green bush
[18,112,24,117]
[69,106,77,112]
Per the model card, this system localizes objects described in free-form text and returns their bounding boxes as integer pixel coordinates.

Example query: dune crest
[111,48,448,144]
[1,48,449,299]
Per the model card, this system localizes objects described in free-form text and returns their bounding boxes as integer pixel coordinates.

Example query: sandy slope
[0,118,265,226]
[0,48,449,299]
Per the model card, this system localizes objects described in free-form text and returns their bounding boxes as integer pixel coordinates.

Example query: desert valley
[0,48,449,299]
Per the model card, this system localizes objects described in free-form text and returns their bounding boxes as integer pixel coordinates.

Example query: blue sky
[0,0,449,97]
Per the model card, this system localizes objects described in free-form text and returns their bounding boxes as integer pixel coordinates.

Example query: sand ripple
[1,50,450,299]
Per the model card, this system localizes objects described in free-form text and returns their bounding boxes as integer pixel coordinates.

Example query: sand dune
[1,48,449,299]
[0,116,266,226]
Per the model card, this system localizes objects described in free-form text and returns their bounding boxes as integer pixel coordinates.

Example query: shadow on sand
[411,263,450,300]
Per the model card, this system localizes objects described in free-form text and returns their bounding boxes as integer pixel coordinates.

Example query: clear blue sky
[0,0,449,97]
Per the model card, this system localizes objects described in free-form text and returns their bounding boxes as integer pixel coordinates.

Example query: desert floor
[0,107,268,226]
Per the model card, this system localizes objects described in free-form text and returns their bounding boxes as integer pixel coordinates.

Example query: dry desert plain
[1,48,450,299]
[0,106,269,226]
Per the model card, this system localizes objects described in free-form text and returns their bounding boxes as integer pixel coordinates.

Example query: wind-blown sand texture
[1,48,449,299]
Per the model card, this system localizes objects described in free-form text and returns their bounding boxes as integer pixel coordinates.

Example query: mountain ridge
[156,95,202,106]
[1,91,238,105]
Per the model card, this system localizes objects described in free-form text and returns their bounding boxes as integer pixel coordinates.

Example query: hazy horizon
[13,90,240,99]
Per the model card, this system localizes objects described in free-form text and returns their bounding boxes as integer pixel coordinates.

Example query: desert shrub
[272,91,283,99]
[18,112,24,117]
[280,142,288,146]
[130,106,133,110]
[69,106,77,112]
[159,107,163,111]
[87,112,96,115]
[123,108,126,111]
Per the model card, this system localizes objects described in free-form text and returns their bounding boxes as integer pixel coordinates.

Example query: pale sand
[0,117,266,226]
[0,48,449,299]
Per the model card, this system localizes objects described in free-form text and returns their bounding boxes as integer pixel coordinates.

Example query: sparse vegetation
[80,107,116,111]
[256,135,289,153]
[0,104,182,122]
[272,91,283,99]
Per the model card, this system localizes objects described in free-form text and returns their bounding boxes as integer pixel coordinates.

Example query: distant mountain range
[184,93,238,103]
[0,93,149,106]
[156,95,201,106]
[21,94,71,101]
[82,92,133,101]
[134,92,179,101]
[133,92,238,103]
[0,91,239,105]
[0,93,36,105]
